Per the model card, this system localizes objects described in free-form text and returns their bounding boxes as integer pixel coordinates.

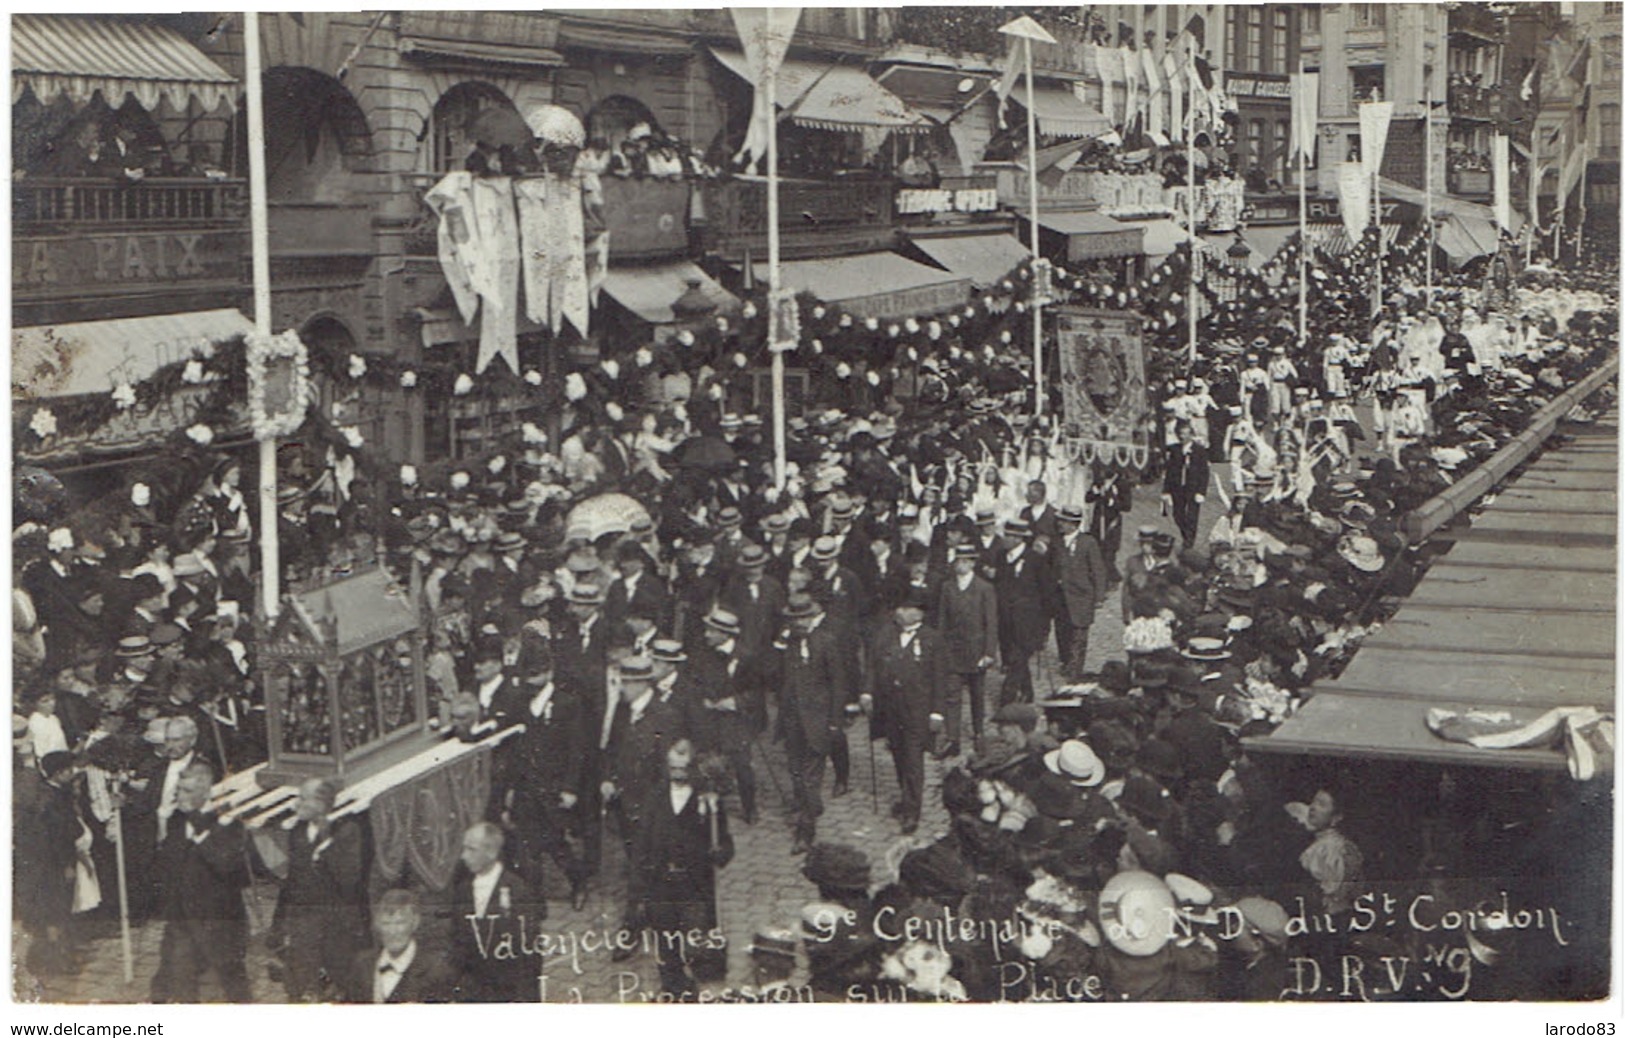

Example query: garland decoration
[246,329,313,442]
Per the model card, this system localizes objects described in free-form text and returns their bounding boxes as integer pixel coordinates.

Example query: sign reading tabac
[1055,306,1152,467]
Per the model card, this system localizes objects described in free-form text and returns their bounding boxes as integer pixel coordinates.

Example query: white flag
[1492,133,1512,231]
[1336,162,1371,240]
[730,8,801,173]
[1095,46,1116,125]
[1290,73,1320,161]
[1358,101,1394,183]
[1121,46,1139,128]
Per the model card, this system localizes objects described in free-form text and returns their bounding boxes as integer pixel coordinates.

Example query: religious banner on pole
[1055,306,1151,468]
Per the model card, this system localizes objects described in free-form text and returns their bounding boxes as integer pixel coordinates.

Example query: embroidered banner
[370,744,491,891]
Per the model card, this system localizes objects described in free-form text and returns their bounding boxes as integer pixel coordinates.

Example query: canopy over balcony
[12,14,237,112]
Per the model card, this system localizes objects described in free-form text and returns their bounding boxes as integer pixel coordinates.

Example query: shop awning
[600,262,739,325]
[12,14,237,112]
[13,308,253,399]
[1305,222,1403,255]
[399,36,564,69]
[711,49,931,133]
[771,252,970,318]
[1248,408,1616,773]
[1379,175,1522,231]
[912,233,1031,288]
[1009,81,1112,139]
[1023,210,1146,261]
[874,64,995,110]
[1434,211,1502,264]
[1125,218,1206,257]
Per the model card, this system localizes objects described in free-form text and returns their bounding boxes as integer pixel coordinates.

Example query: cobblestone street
[18,469,1226,1005]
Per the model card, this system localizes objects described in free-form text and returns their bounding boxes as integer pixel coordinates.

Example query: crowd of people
[13,228,1617,1002]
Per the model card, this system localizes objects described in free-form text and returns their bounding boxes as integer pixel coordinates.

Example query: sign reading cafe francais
[1055,307,1152,467]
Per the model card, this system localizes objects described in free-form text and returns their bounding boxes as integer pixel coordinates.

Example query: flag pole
[1187,67,1198,366]
[1298,61,1309,343]
[1371,153,1382,323]
[1424,76,1434,304]
[1023,36,1044,416]
[767,12,786,492]
[246,11,280,619]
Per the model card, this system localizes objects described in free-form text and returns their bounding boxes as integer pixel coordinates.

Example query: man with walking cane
[861,590,949,835]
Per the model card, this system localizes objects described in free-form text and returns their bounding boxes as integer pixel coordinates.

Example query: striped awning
[712,49,931,133]
[1305,222,1402,256]
[12,14,237,112]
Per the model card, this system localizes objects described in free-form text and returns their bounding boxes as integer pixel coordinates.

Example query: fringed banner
[1055,306,1153,469]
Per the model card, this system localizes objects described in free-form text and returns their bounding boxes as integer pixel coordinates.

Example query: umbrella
[468,106,534,151]
[676,435,737,472]
[15,465,66,524]
[565,493,651,543]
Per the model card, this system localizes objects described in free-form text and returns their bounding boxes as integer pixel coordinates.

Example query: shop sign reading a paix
[15,227,246,297]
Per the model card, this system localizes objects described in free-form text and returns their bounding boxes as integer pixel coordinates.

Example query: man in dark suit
[1162,420,1211,547]
[935,544,999,752]
[1020,480,1062,553]
[449,821,543,1002]
[346,889,456,1003]
[498,651,590,911]
[686,608,758,825]
[671,536,722,644]
[151,761,252,1002]
[1052,505,1109,681]
[272,777,368,1001]
[555,581,610,871]
[630,737,734,996]
[605,541,670,634]
[863,593,949,834]
[775,594,850,855]
[1087,463,1132,584]
[123,715,201,925]
[717,542,785,738]
[806,537,864,797]
[995,519,1050,706]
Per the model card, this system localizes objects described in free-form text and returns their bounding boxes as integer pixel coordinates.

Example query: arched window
[586,95,663,151]
[429,82,518,174]
[253,67,371,202]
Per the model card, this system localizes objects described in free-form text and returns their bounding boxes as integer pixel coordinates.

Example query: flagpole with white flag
[1187,66,1198,365]
[1000,16,1057,417]
[1358,101,1393,322]
[731,8,800,490]
[1293,64,1313,343]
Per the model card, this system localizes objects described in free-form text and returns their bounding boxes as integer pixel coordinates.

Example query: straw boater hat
[1098,870,1177,957]
[565,581,606,605]
[1338,533,1385,573]
[703,607,741,637]
[1043,740,1105,788]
